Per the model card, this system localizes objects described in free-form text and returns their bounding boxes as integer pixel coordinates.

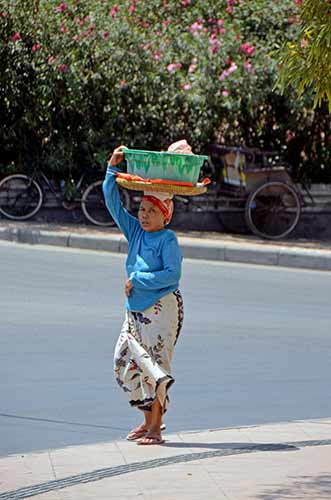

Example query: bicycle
[0,168,130,227]
[206,144,313,240]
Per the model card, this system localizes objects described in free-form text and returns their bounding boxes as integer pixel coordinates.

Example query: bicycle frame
[36,170,87,200]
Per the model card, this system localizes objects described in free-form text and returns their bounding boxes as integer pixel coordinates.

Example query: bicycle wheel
[0,174,43,220]
[245,181,301,240]
[81,180,131,226]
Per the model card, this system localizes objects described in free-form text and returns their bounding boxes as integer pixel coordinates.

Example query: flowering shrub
[0,0,330,181]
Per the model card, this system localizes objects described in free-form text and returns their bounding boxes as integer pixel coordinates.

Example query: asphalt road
[1,241,330,457]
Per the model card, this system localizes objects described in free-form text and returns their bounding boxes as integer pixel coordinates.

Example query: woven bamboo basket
[116,177,207,196]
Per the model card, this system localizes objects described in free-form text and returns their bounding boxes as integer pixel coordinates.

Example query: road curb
[1,226,331,271]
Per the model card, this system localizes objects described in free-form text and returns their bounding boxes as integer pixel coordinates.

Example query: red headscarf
[142,192,174,224]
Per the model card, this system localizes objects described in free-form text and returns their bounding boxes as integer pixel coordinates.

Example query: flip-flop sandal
[137,434,165,446]
[126,427,148,441]
[127,424,165,441]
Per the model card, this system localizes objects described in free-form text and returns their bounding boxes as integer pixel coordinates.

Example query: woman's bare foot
[137,431,165,445]
[126,403,165,442]
[126,424,149,441]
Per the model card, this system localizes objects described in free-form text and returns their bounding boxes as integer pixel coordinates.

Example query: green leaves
[278,0,331,112]
[0,0,330,182]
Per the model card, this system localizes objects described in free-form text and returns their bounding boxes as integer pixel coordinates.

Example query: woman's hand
[125,279,133,297]
[108,145,127,166]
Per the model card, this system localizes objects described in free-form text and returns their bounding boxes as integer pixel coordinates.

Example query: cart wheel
[245,181,301,240]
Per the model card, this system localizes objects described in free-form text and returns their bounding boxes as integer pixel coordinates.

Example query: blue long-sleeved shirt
[102,166,182,311]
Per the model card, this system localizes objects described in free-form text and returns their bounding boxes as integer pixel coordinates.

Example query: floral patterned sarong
[114,290,184,413]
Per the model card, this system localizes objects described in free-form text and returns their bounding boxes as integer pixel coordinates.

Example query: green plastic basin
[123,148,208,184]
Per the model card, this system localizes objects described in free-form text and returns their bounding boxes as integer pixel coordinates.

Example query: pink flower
[182,84,191,90]
[222,90,230,97]
[188,64,197,73]
[167,63,182,73]
[219,28,226,35]
[54,3,68,13]
[244,60,256,74]
[2,11,8,17]
[217,19,224,27]
[189,21,203,34]
[163,19,171,26]
[240,43,255,56]
[226,6,233,13]
[48,56,55,63]
[32,43,41,52]
[103,31,110,39]
[209,34,221,54]
[153,51,161,60]
[129,2,136,15]
[60,24,68,33]
[11,32,21,41]
[181,0,191,6]
[58,64,68,72]
[300,38,308,48]
[294,0,302,5]
[110,5,120,17]
[219,62,237,81]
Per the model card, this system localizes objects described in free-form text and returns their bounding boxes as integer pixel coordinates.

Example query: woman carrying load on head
[103,143,188,445]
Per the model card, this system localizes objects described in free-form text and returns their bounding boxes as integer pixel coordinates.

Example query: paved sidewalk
[1,220,331,271]
[1,418,330,500]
